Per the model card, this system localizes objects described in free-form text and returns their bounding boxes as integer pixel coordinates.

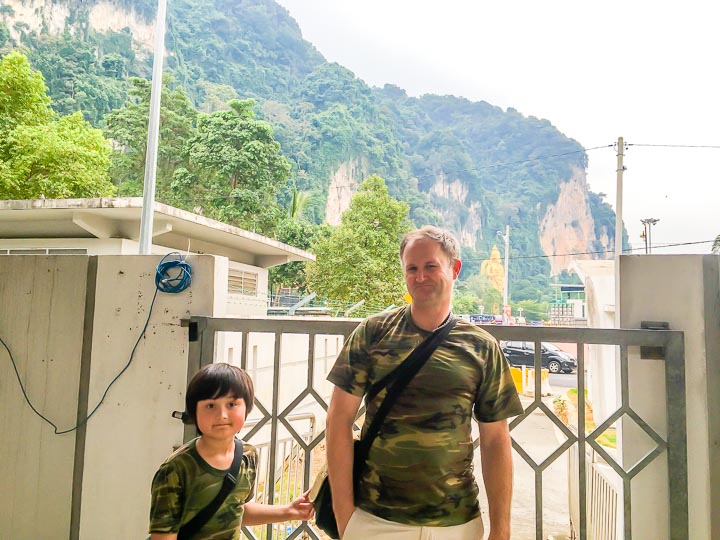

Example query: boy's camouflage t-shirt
[149,438,257,539]
[328,306,523,526]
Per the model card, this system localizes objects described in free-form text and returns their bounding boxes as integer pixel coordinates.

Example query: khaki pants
[343,507,485,540]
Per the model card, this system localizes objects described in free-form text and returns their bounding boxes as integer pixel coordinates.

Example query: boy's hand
[287,489,315,521]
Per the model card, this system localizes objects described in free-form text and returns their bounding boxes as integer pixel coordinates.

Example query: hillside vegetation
[0,0,625,311]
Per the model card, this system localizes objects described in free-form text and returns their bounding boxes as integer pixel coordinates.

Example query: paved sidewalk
[474,395,572,539]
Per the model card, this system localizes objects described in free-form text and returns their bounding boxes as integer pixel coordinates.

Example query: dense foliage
[306,176,412,306]
[0,0,624,312]
[0,52,115,199]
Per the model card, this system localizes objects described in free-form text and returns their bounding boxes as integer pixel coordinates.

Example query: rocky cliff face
[2,0,154,54]
[326,164,607,276]
[428,173,483,248]
[415,166,606,275]
[538,166,606,275]
[3,0,69,41]
[324,158,368,226]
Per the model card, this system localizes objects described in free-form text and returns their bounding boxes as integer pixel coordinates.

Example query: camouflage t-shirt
[149,438,257,539]
[328,305,523,526]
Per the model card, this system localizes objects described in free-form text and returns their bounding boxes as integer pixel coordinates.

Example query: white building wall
[0,254,226,539]
[0,256,88,539]
[79,255,224,539]
[620,254,719,540]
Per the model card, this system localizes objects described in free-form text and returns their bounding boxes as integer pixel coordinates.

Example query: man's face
[401,237,461,310]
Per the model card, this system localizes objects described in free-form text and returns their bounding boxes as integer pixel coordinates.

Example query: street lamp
[640,218,660,254]
[138,0,169,254]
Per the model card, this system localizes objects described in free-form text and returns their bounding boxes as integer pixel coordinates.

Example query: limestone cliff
[423,166,609,275]
[428,173,483,248]
[2,0,154,54]
[324,158,368,226]
[538,166,606,275]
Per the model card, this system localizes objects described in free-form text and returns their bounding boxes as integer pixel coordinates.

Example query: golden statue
[481,245,505,291]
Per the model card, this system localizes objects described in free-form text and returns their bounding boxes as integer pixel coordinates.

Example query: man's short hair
[185,363,254,431]
[400,226,461,264]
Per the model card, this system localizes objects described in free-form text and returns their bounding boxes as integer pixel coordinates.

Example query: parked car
[501,341,577,373]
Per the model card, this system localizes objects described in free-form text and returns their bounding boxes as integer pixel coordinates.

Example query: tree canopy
[0,52,115,199]
[2,0,624,306]
[306,175,412,306]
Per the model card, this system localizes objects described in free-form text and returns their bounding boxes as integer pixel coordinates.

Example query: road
[475,394,572,539]
[549,371,586,392]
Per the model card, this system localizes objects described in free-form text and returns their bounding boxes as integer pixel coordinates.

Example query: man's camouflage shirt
[328,305,523,526]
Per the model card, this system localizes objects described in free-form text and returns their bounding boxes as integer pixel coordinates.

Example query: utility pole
[640,223,648,254]
[498,225,510,323]
[138,0,169,254]
[641,218,660,253]
[614,137,625,328]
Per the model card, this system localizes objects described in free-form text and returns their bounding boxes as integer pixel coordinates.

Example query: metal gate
[185,317,687,540]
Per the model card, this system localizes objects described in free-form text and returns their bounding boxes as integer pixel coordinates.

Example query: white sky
[277,0,719,254]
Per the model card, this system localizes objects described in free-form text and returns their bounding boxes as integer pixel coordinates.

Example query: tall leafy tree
[0,51,114,199]
[0,51,54,134]
[268,218,329,297]
[103,77,197,198]
[306,175,412,306]
[184,99,291,232]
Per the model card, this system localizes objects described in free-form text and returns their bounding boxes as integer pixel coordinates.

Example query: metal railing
[569,439,619,539]
[184,317,687,540]
[244,414,316,540]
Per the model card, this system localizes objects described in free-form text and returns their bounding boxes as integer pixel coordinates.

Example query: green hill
[0,0,626,304]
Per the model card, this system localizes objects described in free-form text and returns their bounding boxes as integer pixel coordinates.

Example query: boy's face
[195,394,247,441]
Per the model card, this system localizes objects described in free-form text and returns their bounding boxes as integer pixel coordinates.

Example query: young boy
[149,363,314,539]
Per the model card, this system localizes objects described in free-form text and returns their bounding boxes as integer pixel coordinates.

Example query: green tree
[0,52,114,199]
[268,219,329,296]
[0,51,54,134]
[452,292,480,315]
[184,99,291,232]
[103,77,197,199]
[515,300,549,322]
[306,175,412,306]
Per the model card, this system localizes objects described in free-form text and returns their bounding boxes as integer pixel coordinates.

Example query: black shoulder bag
[177,438,244,540]
[313,316,457,539]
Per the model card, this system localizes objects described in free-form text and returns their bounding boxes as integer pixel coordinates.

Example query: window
[228,269,258,296]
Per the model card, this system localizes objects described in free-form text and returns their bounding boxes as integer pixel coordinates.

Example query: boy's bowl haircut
[185,363,255,433]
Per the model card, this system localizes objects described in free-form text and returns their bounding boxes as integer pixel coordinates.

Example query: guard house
[549,282,587,325]
[0,197,315,316]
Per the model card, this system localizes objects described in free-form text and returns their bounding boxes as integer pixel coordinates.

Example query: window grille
[228,269,258,296]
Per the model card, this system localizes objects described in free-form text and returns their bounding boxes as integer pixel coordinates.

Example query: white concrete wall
[0,254,227,539]
[79,255,223,539]
[620,254,719,540]
[0,256,88,539]
[226,261,269,317]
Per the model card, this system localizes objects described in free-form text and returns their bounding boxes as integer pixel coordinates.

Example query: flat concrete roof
[0,198,315,268]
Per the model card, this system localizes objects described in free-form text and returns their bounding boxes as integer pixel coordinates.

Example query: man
[326,225,523,540]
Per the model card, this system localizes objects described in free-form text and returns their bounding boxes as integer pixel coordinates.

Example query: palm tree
[289,185,311,221]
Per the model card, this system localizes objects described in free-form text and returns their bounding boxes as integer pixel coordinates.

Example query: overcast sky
[276,0,719,255]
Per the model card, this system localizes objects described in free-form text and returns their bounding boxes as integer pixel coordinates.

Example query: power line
[461,239,715,262]
[627,143,720,149]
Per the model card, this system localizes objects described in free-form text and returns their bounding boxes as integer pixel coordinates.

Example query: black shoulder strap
[178,439,244,540]
[354,317,456,476]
